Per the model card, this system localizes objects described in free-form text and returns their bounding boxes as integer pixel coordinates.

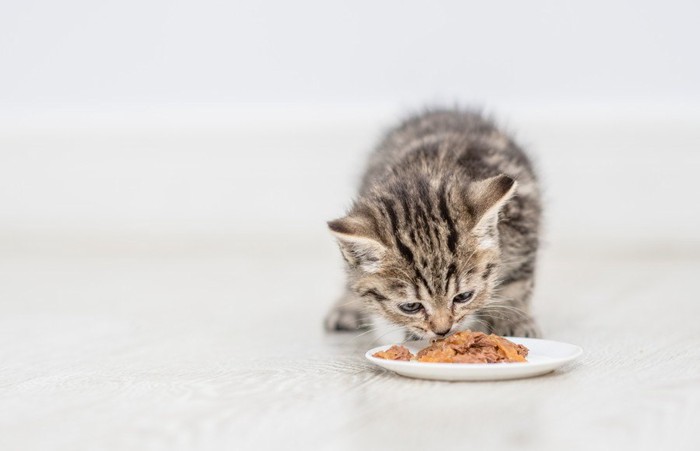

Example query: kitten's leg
[324,287,368,332]
[482,277,541,338]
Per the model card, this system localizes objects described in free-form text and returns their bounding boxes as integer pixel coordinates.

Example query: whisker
[351,325,385,340]
[465,317,492,333]
[482,302,529,315]
[371,326,407,345]
[479,303,530,320]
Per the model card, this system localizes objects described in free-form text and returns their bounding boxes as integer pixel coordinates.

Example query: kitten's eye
[398,302,423,314]
[453,291,474,304]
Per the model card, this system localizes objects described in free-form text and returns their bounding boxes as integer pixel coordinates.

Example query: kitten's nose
[433,327,451,337]
[430,313,453,337]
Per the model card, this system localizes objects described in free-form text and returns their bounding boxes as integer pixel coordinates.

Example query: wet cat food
[372,344,414,361]
[372,330,528,363]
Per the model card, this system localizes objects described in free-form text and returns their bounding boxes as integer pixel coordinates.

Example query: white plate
[366,337,582,381]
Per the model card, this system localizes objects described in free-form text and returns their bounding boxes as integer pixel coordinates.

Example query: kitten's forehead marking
[415,282,431,302]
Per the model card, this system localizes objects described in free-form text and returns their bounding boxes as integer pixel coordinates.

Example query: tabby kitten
[325,109,542,339]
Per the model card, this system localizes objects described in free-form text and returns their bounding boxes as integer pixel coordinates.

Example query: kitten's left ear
[467,174,517,229]
[327,216,386,273]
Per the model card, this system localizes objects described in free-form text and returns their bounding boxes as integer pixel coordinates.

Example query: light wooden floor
[1,237,699,451]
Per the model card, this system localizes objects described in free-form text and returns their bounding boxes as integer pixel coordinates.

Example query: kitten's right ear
[467,174,518,230]
[327,216,386,273]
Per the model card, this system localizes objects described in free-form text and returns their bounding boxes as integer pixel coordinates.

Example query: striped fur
[325,109,542,338]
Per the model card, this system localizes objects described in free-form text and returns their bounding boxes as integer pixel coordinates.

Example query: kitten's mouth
[420,318,473,340]
[408,319,471,340]
[409,327,449,341]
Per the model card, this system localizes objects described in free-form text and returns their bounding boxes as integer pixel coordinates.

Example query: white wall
[1,1,699,253]
[2,1,700,109]
[1,108,699,254]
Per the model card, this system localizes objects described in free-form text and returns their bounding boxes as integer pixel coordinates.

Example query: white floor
[1,236,698,451]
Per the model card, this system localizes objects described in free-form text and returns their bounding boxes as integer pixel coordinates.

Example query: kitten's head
[328,174,516,339]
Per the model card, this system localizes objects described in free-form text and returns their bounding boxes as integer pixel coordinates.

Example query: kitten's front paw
[324,305,367,332]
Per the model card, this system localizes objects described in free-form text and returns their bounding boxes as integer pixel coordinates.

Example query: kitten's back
[361,109,536,194]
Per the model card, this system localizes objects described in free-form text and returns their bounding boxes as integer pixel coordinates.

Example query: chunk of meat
[416,330,528,363]
[373,345,414,361]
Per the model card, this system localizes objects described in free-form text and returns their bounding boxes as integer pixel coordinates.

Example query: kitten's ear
[327,216,386,273]
[467,174,517,229]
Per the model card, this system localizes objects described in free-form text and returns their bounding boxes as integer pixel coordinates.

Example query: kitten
[325,109,542,340]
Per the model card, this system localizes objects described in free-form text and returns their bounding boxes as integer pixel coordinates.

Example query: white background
[3,0,700,107]
[1,0,699,251]
[2,4,700,450]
